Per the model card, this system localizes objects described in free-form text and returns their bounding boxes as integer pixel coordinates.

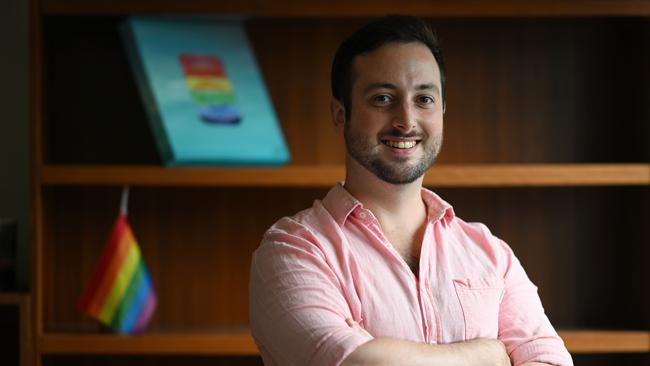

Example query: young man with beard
[249,16,573,366]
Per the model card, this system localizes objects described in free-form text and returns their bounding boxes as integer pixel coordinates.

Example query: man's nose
[391,102,416,133]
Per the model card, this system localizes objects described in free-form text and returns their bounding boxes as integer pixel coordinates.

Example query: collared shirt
[249,183,573,366]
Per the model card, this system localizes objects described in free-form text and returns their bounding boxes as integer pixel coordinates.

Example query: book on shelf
[121,17,291,166]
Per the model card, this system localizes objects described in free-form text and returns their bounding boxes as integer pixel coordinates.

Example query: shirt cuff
[311,330,373,366]
[509,338,574,366]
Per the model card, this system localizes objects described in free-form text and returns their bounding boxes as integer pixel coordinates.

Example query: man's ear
[330,98,346,131]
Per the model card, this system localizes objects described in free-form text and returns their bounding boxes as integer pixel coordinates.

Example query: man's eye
[418,96,434,104]
[373,95,392,104]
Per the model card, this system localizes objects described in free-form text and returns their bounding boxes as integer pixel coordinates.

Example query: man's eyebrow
[416,83,441,95]
[363,82,398,94]
[363,82,441,95]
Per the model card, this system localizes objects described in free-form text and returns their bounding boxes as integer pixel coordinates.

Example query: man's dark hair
[331,15,445,120]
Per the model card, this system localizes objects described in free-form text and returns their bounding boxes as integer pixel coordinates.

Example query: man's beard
[344,125,442,185]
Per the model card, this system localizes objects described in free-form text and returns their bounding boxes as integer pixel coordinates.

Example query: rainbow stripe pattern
[79,214,157,334]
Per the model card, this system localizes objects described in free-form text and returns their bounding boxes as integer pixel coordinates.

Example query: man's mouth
[382,139,420,149]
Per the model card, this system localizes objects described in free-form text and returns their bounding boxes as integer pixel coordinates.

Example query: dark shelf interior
[43,16,650,165]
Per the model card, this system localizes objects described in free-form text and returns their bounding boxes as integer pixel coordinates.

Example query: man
[249,15,573,366]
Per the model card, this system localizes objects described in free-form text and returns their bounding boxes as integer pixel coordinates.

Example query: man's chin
[371,165,426,185]
[382,177,422,185]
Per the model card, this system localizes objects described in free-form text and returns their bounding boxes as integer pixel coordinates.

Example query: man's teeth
[384,140,417,149]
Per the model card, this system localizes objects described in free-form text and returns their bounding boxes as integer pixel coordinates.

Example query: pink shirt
[249,183,573,366]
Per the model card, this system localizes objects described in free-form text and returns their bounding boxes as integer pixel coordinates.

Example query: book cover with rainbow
[120,16,290,166]
[79,193,157,334]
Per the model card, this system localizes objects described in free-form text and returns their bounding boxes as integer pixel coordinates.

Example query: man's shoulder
[443,212,517,268]
[265,200,326,236]
[261,184,351,245]
[251,199,347,279]
[258,198,340,252]
[449,215,494,238]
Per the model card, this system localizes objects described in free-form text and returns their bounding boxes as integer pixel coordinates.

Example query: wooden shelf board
[40,0,650,17]
[41,164,345,187]
[423,164,650,187]
[40,329,257,355]
[40,329,650,355]
[41,164,650,188]
[561,330,650,354]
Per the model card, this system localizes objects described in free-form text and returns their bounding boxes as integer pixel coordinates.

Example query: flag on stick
[79,187,157,334]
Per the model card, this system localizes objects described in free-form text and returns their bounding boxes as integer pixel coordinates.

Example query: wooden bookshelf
[39,330,650,355]
[32,1,649,365]
[41,163,650,187]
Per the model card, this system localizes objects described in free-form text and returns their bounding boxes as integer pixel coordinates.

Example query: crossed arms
[342,319,553,366]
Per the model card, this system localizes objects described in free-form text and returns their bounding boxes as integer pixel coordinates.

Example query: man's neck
[343,157,427,228]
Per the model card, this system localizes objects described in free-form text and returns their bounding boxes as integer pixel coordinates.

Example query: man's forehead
[350,42,441,91]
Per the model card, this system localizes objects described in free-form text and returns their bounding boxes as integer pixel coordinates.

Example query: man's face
[343,42,444,185]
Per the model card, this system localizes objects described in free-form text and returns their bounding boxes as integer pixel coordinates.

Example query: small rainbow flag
[79,205,157,334]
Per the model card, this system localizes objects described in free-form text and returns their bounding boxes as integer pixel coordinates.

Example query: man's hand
[343,319,510,366]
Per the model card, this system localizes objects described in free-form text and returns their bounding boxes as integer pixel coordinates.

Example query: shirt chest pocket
[453,276,504,340]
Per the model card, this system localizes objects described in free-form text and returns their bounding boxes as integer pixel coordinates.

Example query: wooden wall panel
[43,17,159,165]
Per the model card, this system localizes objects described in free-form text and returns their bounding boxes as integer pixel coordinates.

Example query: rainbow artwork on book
[79,212,157,334]
[179,53,242,124]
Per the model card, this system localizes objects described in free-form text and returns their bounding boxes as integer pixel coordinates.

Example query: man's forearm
[340,337,510,366]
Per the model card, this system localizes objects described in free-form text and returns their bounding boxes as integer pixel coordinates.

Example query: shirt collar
[322,183,455,226]
[322,182,362,226]
[421,187,455,224]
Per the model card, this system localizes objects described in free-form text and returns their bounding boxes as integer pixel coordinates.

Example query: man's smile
[380,135,423,152]
[382,139,419,149]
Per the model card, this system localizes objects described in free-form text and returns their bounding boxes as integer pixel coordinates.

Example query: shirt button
[358,212,367,219]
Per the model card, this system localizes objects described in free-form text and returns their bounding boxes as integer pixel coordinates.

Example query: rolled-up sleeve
[249,229,372,366]
[497,240,574,366]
